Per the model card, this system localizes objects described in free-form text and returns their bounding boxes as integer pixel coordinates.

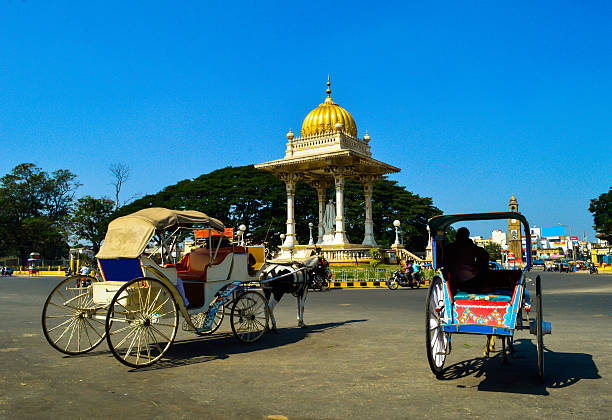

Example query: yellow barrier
[330,280,430,289]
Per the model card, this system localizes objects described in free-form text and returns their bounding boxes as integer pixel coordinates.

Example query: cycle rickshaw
[42,208,269,367]
[426,212,551,381]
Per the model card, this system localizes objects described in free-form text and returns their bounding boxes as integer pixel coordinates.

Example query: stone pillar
[361,175,377,246]
[332,167,350,245]
[279,172,300,248]
[310,180,329,244]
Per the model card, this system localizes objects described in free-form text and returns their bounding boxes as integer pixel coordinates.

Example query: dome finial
[326,74,331,97]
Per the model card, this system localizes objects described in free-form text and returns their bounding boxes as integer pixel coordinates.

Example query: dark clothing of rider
[443,227,489,295]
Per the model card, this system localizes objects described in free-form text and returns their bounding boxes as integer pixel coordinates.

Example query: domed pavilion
[255,78,399,257]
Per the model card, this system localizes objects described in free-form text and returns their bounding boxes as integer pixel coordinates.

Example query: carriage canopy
[96,208,225,259]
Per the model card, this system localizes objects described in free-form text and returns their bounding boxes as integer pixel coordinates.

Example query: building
[491,229,507,248]
[255,78,399,259]
[507,194,523,263]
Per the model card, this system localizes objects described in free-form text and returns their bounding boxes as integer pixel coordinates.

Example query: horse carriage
[426,212,551,381]
[42,208,323,368]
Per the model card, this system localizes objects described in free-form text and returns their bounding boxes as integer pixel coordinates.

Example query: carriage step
[529,319,552,335]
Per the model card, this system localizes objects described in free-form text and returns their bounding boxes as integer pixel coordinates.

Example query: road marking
[545,286,612,294]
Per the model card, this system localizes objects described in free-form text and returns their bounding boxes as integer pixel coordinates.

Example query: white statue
[323,199,336,234]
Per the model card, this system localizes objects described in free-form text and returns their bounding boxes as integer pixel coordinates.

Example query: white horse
[260,257,319,332]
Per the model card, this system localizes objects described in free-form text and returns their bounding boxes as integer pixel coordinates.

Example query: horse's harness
[260,261,311,297]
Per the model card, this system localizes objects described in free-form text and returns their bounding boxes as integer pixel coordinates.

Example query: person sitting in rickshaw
[443,227,489,295]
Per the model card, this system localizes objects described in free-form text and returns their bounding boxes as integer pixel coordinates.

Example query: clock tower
[508,194,523,263]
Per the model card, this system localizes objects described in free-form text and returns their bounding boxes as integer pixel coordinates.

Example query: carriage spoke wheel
[42,275,106,355]
[194,304,225,336]
[536,275,545,382]
[426,276,449,377]
[105,277,178,368]
[231,291,269,343]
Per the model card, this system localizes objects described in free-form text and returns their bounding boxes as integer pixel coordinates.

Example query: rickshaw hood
[96,208,224,259]
[428,212,529,234]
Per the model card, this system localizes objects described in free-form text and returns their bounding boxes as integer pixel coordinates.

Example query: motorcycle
[310,255,332,291]
[387,269,424,290]
[589,264,598,274]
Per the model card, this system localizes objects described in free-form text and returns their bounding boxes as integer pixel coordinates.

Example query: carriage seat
[175,247,234,282]
[452,270,523,328]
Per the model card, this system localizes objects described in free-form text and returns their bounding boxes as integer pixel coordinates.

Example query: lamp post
[239,224,247,246]
[502,244,509,268]
[308,222,314,246]
[393,220,401,246]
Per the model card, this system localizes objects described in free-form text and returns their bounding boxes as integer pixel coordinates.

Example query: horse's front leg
[297,288,308,328]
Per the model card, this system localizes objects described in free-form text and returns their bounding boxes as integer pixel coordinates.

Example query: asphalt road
[1,271,610,419]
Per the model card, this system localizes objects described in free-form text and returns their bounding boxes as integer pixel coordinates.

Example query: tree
[70,196,115,253]
[484,242,502,261]
[0,163,79,262]
[109,162,130,211]
[117,165,442,252]
[589,187,612,242]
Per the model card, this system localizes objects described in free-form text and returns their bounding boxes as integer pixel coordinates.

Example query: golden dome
[301,77,357,138]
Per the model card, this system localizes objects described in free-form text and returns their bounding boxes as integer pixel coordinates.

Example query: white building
[491,229,507,248]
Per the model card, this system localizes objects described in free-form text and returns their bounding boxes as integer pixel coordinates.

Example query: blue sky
[1,1,610,240]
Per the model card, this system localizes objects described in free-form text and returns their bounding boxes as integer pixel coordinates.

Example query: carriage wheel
[426,276,449,377]
[194,304,225,336]
[105,277,178,368]
[536,275,545,382]
[42,275,106,355]
[230,290,269,343]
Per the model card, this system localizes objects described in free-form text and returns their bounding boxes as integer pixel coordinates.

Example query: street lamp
[239,224,246,246]
[393,220,401,245]
[308,222,314,245]
[502,244,509,268]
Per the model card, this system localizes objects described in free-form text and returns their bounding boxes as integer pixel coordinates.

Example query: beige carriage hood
[96,208,225,259]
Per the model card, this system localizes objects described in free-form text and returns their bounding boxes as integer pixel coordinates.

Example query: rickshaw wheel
[230,290,269,343]
[194,304,225,336]
[426,276,448,377]
[105,277,178,368]
[42,275,106,355]
[536,275,545,382]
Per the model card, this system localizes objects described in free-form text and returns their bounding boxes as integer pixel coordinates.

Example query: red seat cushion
[454,299,510,327]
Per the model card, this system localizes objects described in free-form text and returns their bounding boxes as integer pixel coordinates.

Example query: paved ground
[1,271,610,419]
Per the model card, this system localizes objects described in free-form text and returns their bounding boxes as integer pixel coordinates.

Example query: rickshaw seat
[452,270,523,328]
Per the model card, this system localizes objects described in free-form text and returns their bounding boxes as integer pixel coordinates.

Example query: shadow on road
[438,339,601,395]
[131,319,367,372]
